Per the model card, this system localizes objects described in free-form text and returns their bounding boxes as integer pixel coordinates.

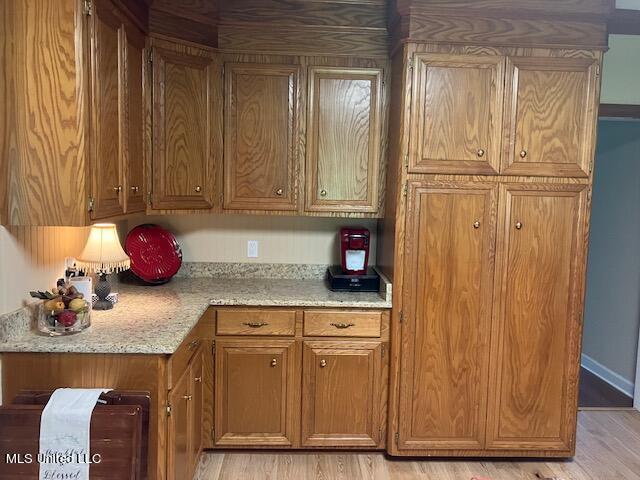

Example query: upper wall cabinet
[87,0,148,220]
[502,57,599,178]
[88,2,126,220]
[124,28,146,214]
[224,63,299,211]
[1,0,145,225]
[305,67,383,213]
[408,54,505,175]
[151,41,222,210]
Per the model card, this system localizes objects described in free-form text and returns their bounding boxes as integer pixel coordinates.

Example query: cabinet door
[123,27,145,213]
[487,183,589,451]
[502,57,599,177]
[89,1,126,219]
[214,339,297,446]
[398,181,497,450]
[167,365,191,480]
[152,44,219,210]
[408,54,504,175]
[302,341,384,447]
[305,67,382,213]
[190,347,204,472]
[224,64,298,211]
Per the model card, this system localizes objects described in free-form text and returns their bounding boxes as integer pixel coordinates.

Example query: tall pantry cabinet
[383,37,602,457]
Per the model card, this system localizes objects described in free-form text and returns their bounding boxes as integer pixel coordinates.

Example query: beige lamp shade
[77,223,130,273]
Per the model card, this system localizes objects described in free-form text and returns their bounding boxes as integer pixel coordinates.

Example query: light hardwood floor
[195,410,640,479]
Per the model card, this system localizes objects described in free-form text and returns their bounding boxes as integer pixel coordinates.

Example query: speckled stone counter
[0,277,391,355]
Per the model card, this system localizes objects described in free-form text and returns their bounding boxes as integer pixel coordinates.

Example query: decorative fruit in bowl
[31,286,91,336]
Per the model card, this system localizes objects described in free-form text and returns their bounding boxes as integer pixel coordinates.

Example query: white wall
[582,119,640,396]
[601,35,640,105]
[616,0,640,9]
[125,214,378,265]
[0,227,89,315]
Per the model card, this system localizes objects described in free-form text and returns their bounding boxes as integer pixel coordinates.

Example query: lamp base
[93,272,114,310]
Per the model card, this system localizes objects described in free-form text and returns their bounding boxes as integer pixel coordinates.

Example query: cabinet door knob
[275,188,283,196]
[477,149,485,157]
[515,221,523,230]
[519,150,527,158]
[113,185,122,193]
[130,186,139,193]
[271,358,277,367]
[320,359,327,368]
[195,186,202,193]
[194,376,202,383]
[320,189,327,197]
[473,220,481,229]
[183,395,192,401]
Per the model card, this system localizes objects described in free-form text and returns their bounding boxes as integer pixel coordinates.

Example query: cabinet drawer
[303,311,382,337]
[216,310,296,336]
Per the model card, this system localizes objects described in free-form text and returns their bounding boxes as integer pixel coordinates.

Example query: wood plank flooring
[579,367,633,408]
[195,410,640,480]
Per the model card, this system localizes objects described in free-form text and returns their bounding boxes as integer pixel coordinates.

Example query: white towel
[38,388,111,480]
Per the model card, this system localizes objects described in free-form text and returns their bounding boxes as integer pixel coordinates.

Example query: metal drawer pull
[188,339,200,350]
[276,188,283,196]
[330,322,355,329]
[183,395,192,401]
[519,150,527,158]
[271,358,277,367]
[515,221,523,230]
[243,322,268,328]
[194,376,202,383]
[477,148,485,157]
[473,220,480,229]
[195,186,202,193]
[320,359,327,368]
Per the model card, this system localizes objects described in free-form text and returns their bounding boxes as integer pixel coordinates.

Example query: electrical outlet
[247,240,259,258]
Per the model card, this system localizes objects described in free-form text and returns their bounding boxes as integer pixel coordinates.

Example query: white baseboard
[581,354,635,398]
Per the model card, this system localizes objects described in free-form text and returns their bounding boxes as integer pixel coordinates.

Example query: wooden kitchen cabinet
[89,0,147,220]
[124,27,146,214]
[398,181,497,450]
[167,360,191,480]
[486,183,589,451]
[1,0,146,225]
[301,341,385,447]
[224,63,299,211]
[502,57,599,178]
[167,344,205,480]
[88,1,126,219]
[408,54,504,175]
[151,39,221,210]
[305,67,383,213]
[214,339,298,446]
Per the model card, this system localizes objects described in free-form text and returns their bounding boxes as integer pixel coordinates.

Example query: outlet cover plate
[247,240,259,258]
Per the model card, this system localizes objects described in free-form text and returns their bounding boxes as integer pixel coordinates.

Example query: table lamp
[76,223,130,310]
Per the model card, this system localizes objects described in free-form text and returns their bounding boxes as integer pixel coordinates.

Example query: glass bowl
[37,298,91,336]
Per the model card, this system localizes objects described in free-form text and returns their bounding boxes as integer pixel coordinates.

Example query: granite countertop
[0,276,391,355]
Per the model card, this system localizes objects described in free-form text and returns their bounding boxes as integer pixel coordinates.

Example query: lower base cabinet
[168,345,205,480]
[302,341,385,447]
[214,339,298,447]
[212,308,390,450]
